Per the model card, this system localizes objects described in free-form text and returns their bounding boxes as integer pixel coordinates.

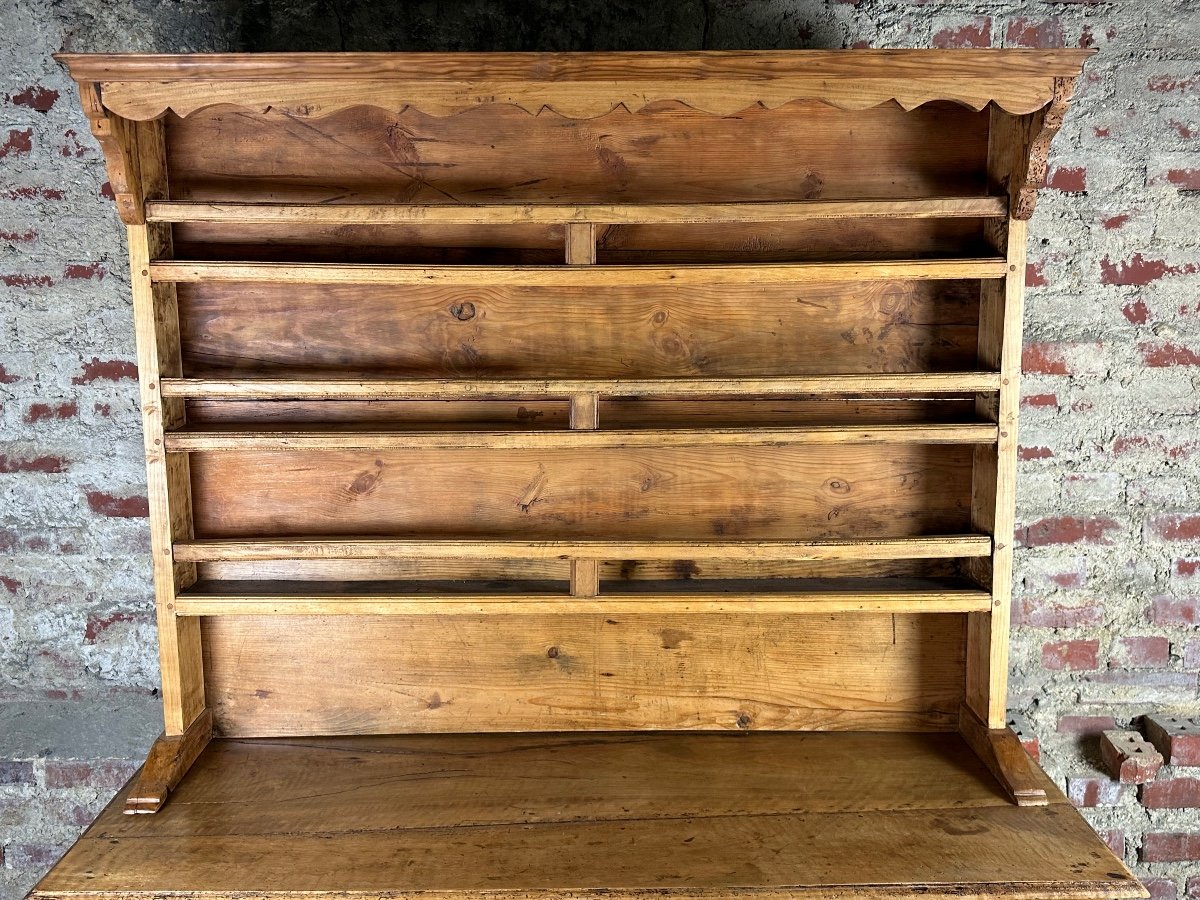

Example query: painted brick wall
[2,1,1198,898]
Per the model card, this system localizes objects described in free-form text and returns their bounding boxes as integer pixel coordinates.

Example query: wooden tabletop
[34,730,1145,900]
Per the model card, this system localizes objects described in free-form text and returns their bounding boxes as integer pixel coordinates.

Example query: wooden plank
[164,422,999,451]
[152,258,1008,285]
[967,102,1033,728]
[176,280,980,379]
[186,445,974,540]
[124,119,205,737]
[36,727,1141,900]
[174,586,992,617]
[161,372,1003,399]
[146,197,1009,225]
[174,536,992,563]
[199,612,967,735]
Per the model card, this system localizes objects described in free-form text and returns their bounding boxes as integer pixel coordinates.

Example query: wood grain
[187,445,974,539]
[162,101,990,204]
[200,613,967,734]
[175,279,981,378]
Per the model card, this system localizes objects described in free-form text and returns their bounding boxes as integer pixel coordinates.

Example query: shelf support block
[959,705,1047,807]
[124,708,213,814]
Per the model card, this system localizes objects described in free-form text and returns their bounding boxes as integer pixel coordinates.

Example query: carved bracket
[1010,76,1076,220]
[959,705,1048,806]
[79,81,145,225]
[124,708,213,814]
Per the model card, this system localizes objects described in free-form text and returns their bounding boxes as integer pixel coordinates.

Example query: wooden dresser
[36,50,1146,900]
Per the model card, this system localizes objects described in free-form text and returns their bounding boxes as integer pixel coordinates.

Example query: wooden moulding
[959,705,1048,807]
[159,372,1004,400]
[149,258,1009,285]
[144,197,1009,225]
[163,423,1000,452]
[56,49,1091,120]
[172,535,993,563]
[123,708,213,814]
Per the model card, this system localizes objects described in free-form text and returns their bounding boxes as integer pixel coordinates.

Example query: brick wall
[2,1,1198,898]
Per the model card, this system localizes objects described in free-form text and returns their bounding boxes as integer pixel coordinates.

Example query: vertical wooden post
[565,221,600,597]
[126,118,206,736]
[966,106,1032,728]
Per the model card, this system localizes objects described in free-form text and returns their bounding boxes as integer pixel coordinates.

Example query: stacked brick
[2,2,1198,900]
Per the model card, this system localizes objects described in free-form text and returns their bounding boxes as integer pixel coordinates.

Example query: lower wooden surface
[34,731,1144,900]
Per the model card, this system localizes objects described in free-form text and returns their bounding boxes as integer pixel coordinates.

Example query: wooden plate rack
[34,49,1148,900]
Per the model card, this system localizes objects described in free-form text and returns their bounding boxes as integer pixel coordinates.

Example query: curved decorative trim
[1012,77,1075,220]
[97,78,1059,122]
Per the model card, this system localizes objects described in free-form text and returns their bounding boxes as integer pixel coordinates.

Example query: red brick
[1100,730,1164,783]
[0,127,32,158]
[99,181,115,200]
[1103,829,1126,859]
[1141,777,1200,809]
[5,185,65,201]
[1144,715,1200,765]
[85,490,150,518]
[1007,712,1040,762]
[1026,261,1048,287]
[1148,515,1200,541]
[1022,393,1058,409]
[1148,597,1199,626]
[7,85,59,112]
[1067,774,1123,806]
[1188,875,1199,899]
[0,760,35,784]
[72,357,138,384]
[932,17,992,48]
[1103,213,1131,230]
[1018,515,1120,548]
[5,843,67,869]
[0,575,20,593]
[84,611,139,643]
[25,401,78,422]
[1023,342,1071,374]
[1101,254,1197,286]
[1111,636,1171,669]
[60,128,89,159]
[44,759,138,790]
[0,364,17,384]
[1005,16,1064,48]
[63,261,106,281]
[1164,169,1200,190]
[1043,639,1100,671]
[0,228,36,243]
[1185,637,1200,670]
[1149,75,1200,93]
[1169,119,1196,139]
[2,272,54,287]
[1142,878,1179,900]
[0,454,67,474]
[1141,833,1200,863]
[1122,298,1151,324]
[1047,165,1086,191]
[1018,445,1054,460]
[1140,341,1200,366]
[1015,597,1103,628]
[1114,435,1199,459]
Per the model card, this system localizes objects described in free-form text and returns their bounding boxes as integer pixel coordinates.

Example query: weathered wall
[1,1,1198,897]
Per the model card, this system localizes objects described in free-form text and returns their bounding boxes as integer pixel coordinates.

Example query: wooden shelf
[175,576,992,616]
[160,372,1003,400]
[146,196,1009,225]
[32,730,1145,900]
[149,258,1009,285]
[173,535,992,563]
[164,422,999,451]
